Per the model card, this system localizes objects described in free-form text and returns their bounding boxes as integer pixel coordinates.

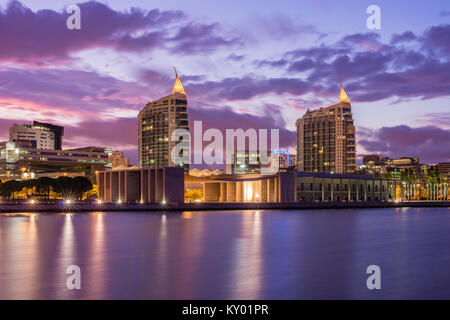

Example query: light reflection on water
[0,208,450,300]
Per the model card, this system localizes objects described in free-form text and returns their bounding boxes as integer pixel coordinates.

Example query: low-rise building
[97,168,416,204]
[109,151,130,168]
[0,141,112,181]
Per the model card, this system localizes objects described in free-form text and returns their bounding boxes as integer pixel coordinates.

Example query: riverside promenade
[0,201,449,213]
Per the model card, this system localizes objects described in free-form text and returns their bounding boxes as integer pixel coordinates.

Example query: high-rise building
[138,68,189,171]
[296,83,356,173]
[10,123,57,150]
[32,121,64,150]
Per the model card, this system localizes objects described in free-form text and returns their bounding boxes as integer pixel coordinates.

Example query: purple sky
[0,0,449,165]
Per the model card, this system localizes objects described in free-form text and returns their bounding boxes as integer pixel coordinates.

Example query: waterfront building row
[94,167,448,205]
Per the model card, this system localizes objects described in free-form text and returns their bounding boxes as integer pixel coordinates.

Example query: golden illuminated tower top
[339,81,350,103]
[172,66,186,95]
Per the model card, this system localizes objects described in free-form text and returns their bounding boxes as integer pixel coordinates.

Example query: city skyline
[0,0,449,165]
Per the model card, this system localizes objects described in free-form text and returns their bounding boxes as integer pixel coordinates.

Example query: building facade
[189,172,396,203]
[272,150,296,171]
[296,83,356,173]
[97,168,448,204]
[10,123,57,150]
[226,150,296,174]
[362,154,421,179]
[0,141,112,181]
[109,151,130,168]
[138,69,189,171]
[226,150,263,174]
[96,167,184,205]
[32,121,64,150]
[438,162,450,182]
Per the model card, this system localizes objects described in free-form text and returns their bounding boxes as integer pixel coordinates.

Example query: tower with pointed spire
[138,67,189,170]
[296,82,356,174]
[339,80,350,103]
[172,67,186,95]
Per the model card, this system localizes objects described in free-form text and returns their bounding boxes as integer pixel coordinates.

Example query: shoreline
[0,201,448,213]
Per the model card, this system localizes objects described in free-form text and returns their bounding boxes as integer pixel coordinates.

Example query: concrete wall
[97,167,184,206]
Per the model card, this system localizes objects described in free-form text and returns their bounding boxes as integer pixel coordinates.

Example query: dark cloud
[280,27,450,102]
[338,32,383,50]
[391,31,417,44]
[358,125,450,163]
[287,58,315,72]
[0,1,237,65]
[168,22,240,54]
[186,76,311,101]
[423,24,450,55]
[256,59,288,68]
[0,67,146,113]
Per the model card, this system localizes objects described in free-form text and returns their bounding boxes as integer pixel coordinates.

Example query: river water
[0,207,449,299]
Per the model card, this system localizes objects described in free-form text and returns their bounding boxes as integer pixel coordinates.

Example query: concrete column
[261,179,268,202]
[356,182,359,202]
[97,172,104,201]
[119,171,126,202]
[331,180,334,202]
[111,171,119,202]
[148,169,155,203]
[347,179,352,202]
[227,181,236,202]
[105,172,112,202]
[237,181,244,202]
[379,180,383,202]
[155,168,164,202]
[226,182,231,202]
[275,177,279,202]
[312,178,315,202]
[141,169,148,203]
[219,182,227,202]
[321,183,324,202]
[364,181,367,202]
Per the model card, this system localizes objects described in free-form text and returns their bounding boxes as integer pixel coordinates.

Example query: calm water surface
[0,208,449,299]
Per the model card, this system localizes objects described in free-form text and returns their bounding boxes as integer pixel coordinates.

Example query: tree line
[0,176,93,200]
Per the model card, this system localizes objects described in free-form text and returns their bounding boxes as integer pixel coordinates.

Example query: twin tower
[138,69,356,175]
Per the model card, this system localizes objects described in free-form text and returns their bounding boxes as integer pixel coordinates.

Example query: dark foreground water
[0,208,449,300]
